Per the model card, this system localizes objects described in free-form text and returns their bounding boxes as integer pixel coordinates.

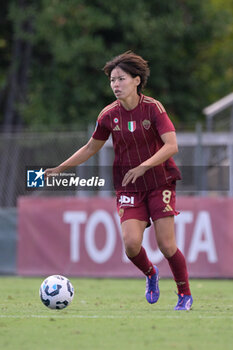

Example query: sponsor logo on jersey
[128,121,136,132]
[142,119,151,130]
[113,125,120,131]
[118,195,135,206]
[163,204,174,212]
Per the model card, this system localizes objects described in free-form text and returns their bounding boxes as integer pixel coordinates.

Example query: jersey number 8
[162,190,172,204]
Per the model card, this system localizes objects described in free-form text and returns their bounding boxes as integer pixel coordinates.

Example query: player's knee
[123,237,141,258]
[125,246,141,258]
[158,241,177,258]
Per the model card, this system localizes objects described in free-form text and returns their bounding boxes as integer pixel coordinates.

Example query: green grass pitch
[0,277,232,350]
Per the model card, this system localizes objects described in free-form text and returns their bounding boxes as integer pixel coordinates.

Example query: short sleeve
[156,111,176,136]
[149,101,175,135]
[92,117,110,141]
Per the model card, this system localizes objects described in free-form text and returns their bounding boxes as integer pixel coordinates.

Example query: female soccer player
[45,51,193,310]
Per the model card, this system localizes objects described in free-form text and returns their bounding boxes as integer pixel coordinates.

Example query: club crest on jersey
[128,121,136,132]
[142,119,151,130]
[118,208,124,218]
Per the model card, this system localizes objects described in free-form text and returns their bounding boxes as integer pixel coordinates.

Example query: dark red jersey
[92,94,181,191]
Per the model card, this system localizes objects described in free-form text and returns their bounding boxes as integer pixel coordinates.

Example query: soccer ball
[39,275,74,310]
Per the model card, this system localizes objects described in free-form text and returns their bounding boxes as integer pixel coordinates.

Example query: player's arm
[45,137,106,177]
[122,132,178,186]
[142,131,178,168]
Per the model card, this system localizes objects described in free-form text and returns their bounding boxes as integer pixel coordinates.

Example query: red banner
[17,196,233,278]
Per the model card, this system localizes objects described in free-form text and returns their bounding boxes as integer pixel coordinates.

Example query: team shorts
[116,181,179,226]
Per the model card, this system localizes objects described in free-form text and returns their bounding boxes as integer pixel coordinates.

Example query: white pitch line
[0,314,233,320]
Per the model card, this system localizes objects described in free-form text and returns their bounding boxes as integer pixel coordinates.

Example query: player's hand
[122,165,150,186]
[44,167,61,180]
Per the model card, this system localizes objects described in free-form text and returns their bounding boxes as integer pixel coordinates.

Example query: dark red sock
[167,248,191,295]
[128,246,155,276]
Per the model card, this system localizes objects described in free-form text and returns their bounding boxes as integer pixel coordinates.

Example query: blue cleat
[174,293,193,310]
[145,266,160,304]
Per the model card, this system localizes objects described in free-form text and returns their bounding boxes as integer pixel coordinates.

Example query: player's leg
[117,191,151,270]
[121,219,160,304]
[153,216,177,258]
[148,183,193,310]
[121,218,151,270]
[117,191,160,304]
[153,216,193,310]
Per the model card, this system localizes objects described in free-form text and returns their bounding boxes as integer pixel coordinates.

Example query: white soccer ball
[39,275,74,310]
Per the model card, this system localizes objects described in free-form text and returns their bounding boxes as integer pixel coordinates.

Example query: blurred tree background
[0,0,232,131]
